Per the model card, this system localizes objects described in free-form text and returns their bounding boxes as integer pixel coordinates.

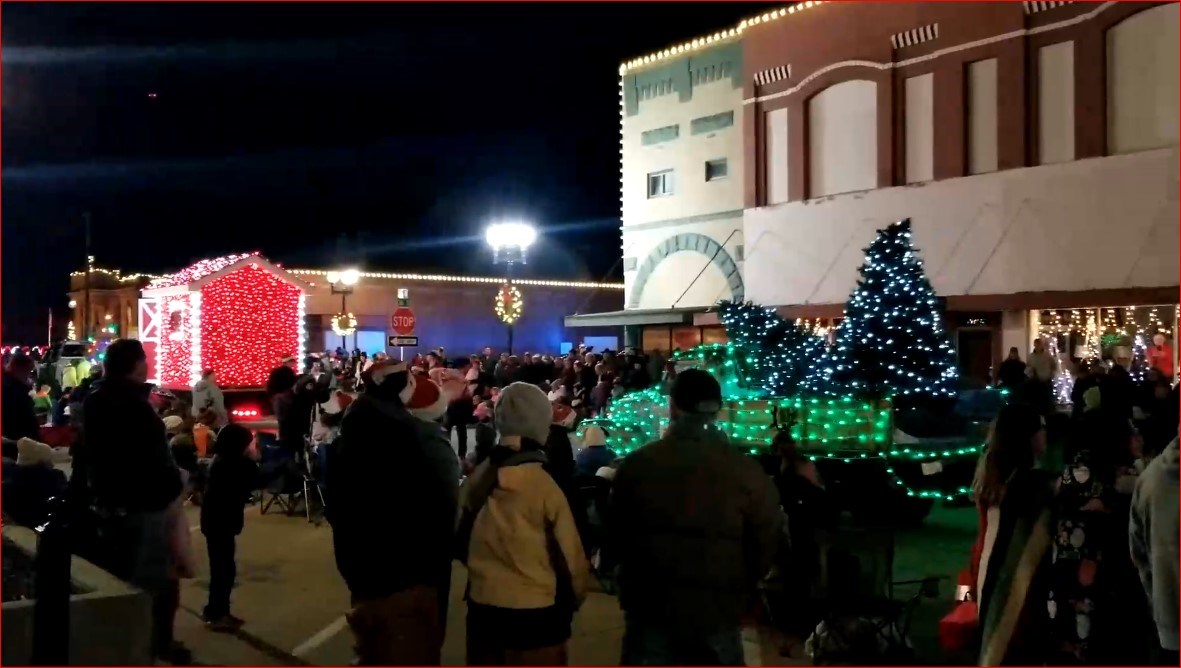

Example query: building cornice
[618,2,824,76]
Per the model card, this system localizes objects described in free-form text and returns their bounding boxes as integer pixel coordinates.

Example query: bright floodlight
[485,222,537,251]
[326,268,361,286]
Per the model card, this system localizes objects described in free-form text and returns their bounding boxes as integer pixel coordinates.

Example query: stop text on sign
[391,307,416,336]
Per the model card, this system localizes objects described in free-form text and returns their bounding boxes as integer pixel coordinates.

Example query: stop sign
[391,307,416,336]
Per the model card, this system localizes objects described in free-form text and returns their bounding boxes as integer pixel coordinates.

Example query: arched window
[1107,3,1180,155]
[808,79,878,198]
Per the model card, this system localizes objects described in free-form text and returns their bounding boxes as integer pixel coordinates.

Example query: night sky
[1,2,762,343]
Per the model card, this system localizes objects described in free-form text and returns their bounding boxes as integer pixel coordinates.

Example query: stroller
[802,523,941,665]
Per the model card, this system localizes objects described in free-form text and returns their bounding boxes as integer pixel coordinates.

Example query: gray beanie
[495,382,553,446]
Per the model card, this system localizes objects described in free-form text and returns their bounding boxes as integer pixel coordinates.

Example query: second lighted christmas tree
[831,219,958,400]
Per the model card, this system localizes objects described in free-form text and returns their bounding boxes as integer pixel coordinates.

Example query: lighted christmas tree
[718,300,830,396]
[831,219,957,400]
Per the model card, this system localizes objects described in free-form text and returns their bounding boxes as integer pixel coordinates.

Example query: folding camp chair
[258,441,304,516]
[805,523,942,665]
[300,441,327,523]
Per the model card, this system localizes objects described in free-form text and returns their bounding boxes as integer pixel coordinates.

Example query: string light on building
[287,268,620,291]
[618,2,825,75]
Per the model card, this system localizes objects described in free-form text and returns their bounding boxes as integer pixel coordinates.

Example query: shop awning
[564,307,702,328]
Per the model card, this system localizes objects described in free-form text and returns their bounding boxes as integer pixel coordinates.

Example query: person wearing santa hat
[327,359,458,666]
[402,372,450,425]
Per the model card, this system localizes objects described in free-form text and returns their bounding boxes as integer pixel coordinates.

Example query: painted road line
[291,615,348,658]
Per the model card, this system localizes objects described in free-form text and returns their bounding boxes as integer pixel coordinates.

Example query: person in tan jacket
[459,381,590,666]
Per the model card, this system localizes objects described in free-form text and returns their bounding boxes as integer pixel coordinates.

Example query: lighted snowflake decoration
[495,283,523,324]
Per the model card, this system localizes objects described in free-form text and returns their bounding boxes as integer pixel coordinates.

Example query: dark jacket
[1,372,40,443]
[575,446,617,478]
[1,459,68,528]
[200,455,260,536]
[997,358,1027,389]
[328,393,459,602]
[608,419,782,632]
[80,377,182,513]
[273,387,317,453]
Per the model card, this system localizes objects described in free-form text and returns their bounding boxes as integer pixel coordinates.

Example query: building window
[641,125,680,146]
[691,111,735,135]
[647,170,674,198]
[705,159,729,181]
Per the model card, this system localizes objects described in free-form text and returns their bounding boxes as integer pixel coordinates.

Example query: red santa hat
[367,359,409,388]
[552,402,576,430]
[400,374,449,422]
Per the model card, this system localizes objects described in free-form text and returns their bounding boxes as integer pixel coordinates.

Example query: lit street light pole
[327,268,360,351]
[485,222,536,355]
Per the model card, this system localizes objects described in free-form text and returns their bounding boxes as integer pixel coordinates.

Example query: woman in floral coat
[1048,415,1154,665]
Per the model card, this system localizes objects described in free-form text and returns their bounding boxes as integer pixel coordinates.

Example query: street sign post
[390,307,416,361]
[391,307,416,335]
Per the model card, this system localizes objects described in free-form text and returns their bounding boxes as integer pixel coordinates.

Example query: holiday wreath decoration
[495,283,523,324]
[331,312,358,337]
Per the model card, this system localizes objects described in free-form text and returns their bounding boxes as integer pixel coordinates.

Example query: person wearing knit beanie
[459,381,590,664]
[494,382,553,446]
[16,437,56,468]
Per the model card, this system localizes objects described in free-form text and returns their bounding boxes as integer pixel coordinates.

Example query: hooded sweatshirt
[192,377,227,428]
[1130,437,1180,651]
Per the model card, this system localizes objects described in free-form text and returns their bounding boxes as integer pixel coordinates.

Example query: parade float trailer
[138,252,306,422]
[578,344,987,524]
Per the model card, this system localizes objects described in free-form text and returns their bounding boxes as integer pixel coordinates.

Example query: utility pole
[82,212,92,342]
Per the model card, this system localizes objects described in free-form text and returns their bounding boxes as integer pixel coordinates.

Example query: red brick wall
[742,1,1168,207]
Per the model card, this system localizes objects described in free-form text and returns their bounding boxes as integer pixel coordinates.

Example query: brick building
[573,1,1179,384]
[69,260,623,358]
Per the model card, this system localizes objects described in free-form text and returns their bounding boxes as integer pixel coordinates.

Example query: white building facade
[571,2,1179,375]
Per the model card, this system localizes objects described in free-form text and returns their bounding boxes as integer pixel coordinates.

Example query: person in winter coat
[79,339,184,663]
[329,360,459,666]
[1130,436,1180,666]
[459,382,590,666]
[1,437,67,528]
[608,369,781,666]
[1,355,40,456]
[267,365,321,458]
[574,425,616,478]
[969,403,1055,666]
[192,368,228,429]
[200,424,260,631]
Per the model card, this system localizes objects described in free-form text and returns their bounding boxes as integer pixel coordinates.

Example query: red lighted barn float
[138,253,307,390]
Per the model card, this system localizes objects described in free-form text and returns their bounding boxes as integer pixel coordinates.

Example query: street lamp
[327,268,361,351]
[485,222,536,354]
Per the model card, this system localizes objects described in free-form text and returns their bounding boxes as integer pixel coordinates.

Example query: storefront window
[671,326,701,352]
[642,326,671,354]
[702,327,728,346]
[1034,304,1179,399]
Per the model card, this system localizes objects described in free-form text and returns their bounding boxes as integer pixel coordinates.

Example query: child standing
[200,424,260,632]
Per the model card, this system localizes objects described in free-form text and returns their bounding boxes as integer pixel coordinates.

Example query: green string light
[576,341,985,501]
